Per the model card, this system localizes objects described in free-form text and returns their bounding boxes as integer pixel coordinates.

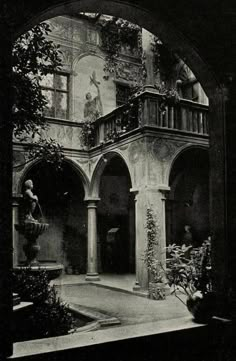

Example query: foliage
[165,239,213,300]
[155,84,180,114]
[144,207,164,283]
[13,268,74,341]
[12,22,66,170]
[80,120,96,148]
[104,98,141,142]
[151,36,162,76]
[80,96,142,147]
[12,22,62,137]
[27,138,64,171]
[100,17,141,79]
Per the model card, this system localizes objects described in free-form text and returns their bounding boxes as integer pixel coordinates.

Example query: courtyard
[53,274,189,327]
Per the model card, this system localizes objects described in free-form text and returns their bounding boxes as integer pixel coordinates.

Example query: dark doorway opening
[97,156,135,274]
[166,148,209,247]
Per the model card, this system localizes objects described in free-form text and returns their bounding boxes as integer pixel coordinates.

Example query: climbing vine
[151,35,162,78]
[154,84,180,114]
[80,120,96,149]
[100,17,143,80]
[144,207,164,284]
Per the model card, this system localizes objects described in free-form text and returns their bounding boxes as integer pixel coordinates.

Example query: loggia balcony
[92,89,209,148]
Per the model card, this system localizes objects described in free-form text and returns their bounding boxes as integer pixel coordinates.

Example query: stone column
[12,194,22,267]
[158,185,170,264]
[130,190,144,291]
[85,198,100,281]
[0,17,13,357]
[159,185,170,263]
[131,186,169,292]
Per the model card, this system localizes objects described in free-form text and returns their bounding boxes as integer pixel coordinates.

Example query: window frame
[41,71,70,120]
[115,82,131,107]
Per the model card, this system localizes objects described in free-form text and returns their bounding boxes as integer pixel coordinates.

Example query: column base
[133,281,141,290]
[85,273,100,281]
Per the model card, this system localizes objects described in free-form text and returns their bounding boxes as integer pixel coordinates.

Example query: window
[116,83,131,107]
[41,73,69,120]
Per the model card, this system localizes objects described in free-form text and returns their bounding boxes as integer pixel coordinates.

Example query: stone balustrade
[93,90,209,146]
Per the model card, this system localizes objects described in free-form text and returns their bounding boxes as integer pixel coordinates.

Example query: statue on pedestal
[24,179,39,222]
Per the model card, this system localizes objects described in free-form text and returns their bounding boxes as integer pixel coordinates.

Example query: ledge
[11,316,207,359]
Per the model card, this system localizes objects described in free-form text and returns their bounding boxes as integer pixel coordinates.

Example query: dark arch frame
[90,151,133,198]
[17,157,90,198]
[15,0,219,98]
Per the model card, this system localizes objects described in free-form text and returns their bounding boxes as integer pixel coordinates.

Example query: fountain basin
[14,263,64,280]
[15,220,49,238]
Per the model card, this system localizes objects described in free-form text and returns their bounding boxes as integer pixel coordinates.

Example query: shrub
[13,269,74,341]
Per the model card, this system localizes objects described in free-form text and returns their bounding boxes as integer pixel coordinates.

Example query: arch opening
[18,161,88,273]
[166,148,209,247]
[97,155,135,274]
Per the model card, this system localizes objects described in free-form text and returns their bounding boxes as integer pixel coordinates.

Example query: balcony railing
[93,90,209,146]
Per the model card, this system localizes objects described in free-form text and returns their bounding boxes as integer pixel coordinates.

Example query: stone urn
[16,220,49,266]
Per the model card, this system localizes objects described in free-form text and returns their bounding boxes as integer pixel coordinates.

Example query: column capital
[158,185,170,200]
[12,193,23,206]
[84,197,100,204]
[130,188,139,195]
[158,185,170,193]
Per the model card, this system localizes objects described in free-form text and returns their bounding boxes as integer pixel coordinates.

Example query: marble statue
[24,179,38,221]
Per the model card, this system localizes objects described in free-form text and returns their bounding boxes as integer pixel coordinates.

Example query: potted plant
[165,238,215,322]
[144,207,165,300]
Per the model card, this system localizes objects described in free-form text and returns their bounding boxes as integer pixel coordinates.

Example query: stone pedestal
[16,220,49,265]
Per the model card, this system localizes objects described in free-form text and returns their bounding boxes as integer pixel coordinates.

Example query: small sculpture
[182,224,193,246]
[24,179,38,222]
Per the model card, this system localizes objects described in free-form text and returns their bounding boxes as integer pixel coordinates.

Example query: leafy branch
[12,22,62,137]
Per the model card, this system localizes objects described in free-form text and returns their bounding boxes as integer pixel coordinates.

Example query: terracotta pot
[186,291,216,323]
[149,282,166,300]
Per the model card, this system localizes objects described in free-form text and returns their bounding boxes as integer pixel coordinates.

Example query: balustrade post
[188,109,193,131]
[99,122,105,143]
[163,106,168,127]
[193,110,198,132]
[142,96,149,126]
[199,112,204,133]
[169,106,174,128]
[180,107,187,130]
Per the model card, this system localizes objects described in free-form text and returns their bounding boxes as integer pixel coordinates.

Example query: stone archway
[96,155,135,274]
[167,147,209,247]
[18,160,88,273]
[0,1,233,356]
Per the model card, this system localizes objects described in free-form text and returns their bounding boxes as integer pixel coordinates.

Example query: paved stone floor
[53,274,190,327]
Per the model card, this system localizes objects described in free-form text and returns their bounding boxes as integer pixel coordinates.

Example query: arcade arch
[18,160,88,272]
[96,154,135,274]
[166,147,209,246]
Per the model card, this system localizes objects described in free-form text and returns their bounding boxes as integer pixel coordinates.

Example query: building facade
[12,14,209,290]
